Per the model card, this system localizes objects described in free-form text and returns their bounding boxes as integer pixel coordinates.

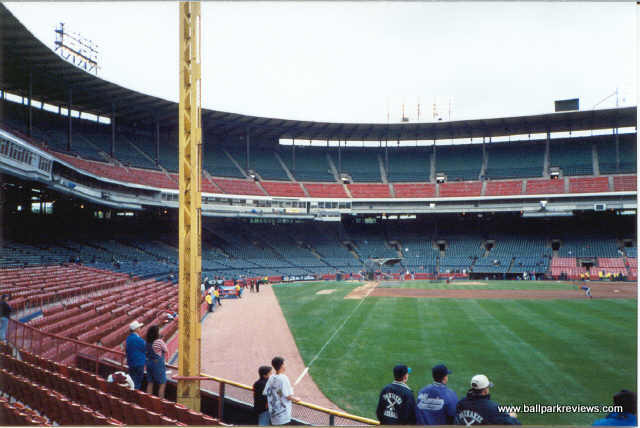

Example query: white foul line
[294,283,376,386]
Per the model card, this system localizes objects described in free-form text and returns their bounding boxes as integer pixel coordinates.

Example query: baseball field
[272,280,637,425]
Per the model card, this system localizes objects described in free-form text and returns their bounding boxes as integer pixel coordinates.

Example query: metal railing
[198,373,378,426]
[6,319,378,426]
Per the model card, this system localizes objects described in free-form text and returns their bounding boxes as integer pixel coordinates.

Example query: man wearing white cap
[125,320,146,390]
[455,374,520,425]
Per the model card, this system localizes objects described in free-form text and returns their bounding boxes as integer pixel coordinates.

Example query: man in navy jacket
[455,374,520,425]
[376,365,417,425]
[416,364,458,424]
[125,320,146,390]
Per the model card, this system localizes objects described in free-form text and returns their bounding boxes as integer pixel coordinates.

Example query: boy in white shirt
[263,356,300,425]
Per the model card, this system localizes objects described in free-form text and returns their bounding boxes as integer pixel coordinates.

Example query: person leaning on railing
[253,365,273,426]
[0,294,11,343]
[263,356,300,425]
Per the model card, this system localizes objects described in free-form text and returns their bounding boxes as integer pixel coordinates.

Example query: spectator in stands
[253,365,272,425]
[145,325,168,399]
[125,320,146,390]
[214,287,222,306]
[455,374,520,425]
[416,364,458,425]
[593,390,637,426]
[263,356,300,425]
[0,294,11,343]
[205,292,213,312]
[376,364,417,425]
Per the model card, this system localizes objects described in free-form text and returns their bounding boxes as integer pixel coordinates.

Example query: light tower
[54,23,99,74]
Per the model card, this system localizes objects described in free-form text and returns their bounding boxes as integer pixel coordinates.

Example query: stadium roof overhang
[1,4,637,145]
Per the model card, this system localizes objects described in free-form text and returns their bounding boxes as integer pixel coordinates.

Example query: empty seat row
[261,181,306,197]
[16,347,221,426]
[211,178,265,196]
[569,177,609,193]
[439,182,482,197]
[393,183,436,198]
[347,183,391,198]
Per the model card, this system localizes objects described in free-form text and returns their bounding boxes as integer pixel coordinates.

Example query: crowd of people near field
[201,275,268,312]
[370,364,636,426]
[247,359,638,426]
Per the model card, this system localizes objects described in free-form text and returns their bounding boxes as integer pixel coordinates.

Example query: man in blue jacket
[416,364,458,424]
[455,374,520,425]
[125,320,146,390]
[376,364,417,425]
[593,390,637,426]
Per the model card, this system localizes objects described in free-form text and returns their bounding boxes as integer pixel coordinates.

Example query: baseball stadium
[0,2,637,426]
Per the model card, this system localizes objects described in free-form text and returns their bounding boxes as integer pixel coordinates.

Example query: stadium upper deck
[0,3,636,218]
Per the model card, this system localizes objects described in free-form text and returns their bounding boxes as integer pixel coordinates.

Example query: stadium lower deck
[0,211,636,425]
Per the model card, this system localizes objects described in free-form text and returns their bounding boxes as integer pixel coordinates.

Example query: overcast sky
[5,2,637,124]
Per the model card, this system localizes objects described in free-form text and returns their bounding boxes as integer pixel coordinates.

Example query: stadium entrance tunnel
[579,258,596,269]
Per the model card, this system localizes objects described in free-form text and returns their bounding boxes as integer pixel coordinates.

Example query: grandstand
[0,2,636,426]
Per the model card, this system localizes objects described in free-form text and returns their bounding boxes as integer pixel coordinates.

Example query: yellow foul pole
[177,1,202,411]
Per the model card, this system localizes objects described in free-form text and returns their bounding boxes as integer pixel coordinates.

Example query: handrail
[295,401,380,426]
[199,373,253,391]
[9,319,379,425]
[199,373,379,425]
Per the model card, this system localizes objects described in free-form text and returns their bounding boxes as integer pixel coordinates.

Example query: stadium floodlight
[54,23,99,74]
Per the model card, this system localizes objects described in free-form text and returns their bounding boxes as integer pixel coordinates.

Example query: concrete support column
[155,118,160,166]
[384,140,389,173]
[28,71,33,137]
[614,127,620,173]
[246,127,251,171]
[111,103,116,157]
[292,138,296,172]
[66,88,72,151]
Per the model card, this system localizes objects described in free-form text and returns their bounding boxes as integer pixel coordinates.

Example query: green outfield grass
[272,281,637,425]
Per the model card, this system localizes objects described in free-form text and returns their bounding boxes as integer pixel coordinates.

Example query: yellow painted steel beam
[177,1,202,411]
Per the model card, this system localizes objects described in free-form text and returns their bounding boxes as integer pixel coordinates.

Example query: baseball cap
[432,364,452,382]
[393,364,411,379]
[470,374,494,390]
[129,320,143,331]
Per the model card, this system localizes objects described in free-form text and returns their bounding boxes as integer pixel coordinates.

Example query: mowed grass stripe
[272,282,636,425]
[494,300,637,424]
[274,282,362,364]
[509,300,637,358]
[455,300,593,424]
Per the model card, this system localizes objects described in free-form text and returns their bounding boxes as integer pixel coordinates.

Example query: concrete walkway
[200,285,342,411]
